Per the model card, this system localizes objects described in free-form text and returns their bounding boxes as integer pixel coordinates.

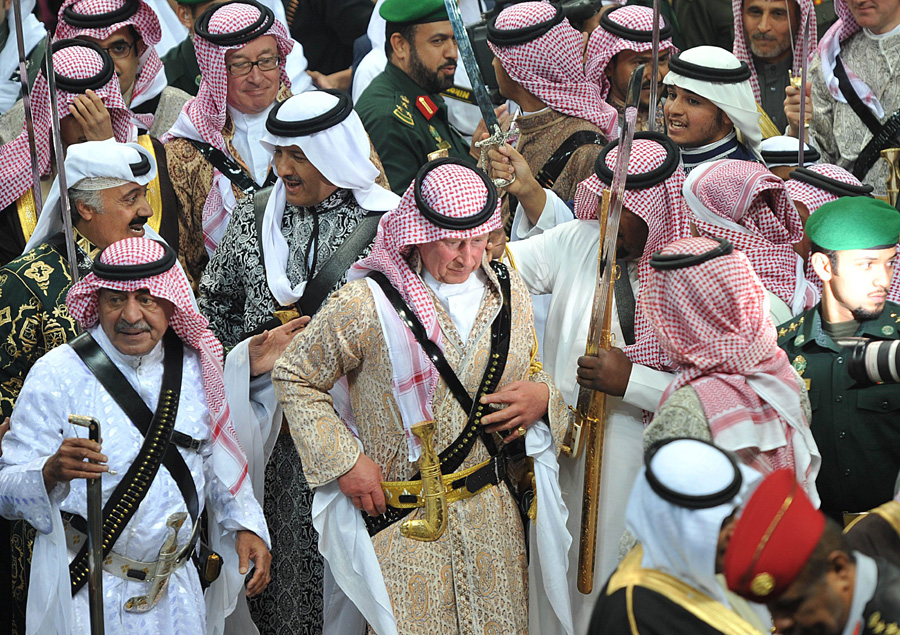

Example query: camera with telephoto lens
[467,0,605,103]
[836,337,900,385]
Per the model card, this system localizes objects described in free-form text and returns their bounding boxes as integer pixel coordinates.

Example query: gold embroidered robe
[273,261,569,635]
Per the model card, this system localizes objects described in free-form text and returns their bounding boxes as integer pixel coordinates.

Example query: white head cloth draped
[66,237,250,494]
[643,237,820,501]
[23,140,156,253]
[54,0,166,122]
[818,0,885,119]
[487,1,618,137]
[0,40,134,212]
[348,160,501,459]
[258,90,400,307]
[584,5,677,99]
[663,46,763,157]
[682,158,816,314]
[0,0,46,113]
[731,0,816,102]
[162,0,293,255]
[759,135,820,168]
[626,438,764,607]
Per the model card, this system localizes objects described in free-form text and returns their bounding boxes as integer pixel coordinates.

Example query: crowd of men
[0,0,899,632]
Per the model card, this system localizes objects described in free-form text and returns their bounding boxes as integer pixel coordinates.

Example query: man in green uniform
[160,0,220,96]
[355,0,475,195]
[777,197,900,524]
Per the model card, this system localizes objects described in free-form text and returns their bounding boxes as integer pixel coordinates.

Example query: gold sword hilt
[400,421,448,542]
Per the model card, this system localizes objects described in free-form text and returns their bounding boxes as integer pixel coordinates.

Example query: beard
[408,46,455,94]
[749,33,793,59]
[851,304,886,321]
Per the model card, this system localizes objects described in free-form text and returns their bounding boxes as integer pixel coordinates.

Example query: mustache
[114,318,152,334]
[129,216,147,228]
[750,33,780,41]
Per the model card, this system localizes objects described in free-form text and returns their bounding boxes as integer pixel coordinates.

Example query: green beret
[380,0,448,24]
[807,197,900,251]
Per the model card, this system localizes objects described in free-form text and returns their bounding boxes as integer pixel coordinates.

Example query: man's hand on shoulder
[248,316,311,377]
[42,437,109,492]
[338,453,386,517]
[235,530,271,597]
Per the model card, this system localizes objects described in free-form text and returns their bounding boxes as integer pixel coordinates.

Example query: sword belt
[382,455,506,509]
[62,515,198,584]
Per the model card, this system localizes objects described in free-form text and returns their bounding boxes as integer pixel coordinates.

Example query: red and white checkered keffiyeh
[683,159,817,314]
[55,0,163,128]
[732,0,816,102]
[784,163,861,214]
[0,42,134,211]
[66,237,249,494]
[349,163,502,423]
[184,1,293,154]
[488,1,617,137]
[645,236,820,500]
[584,6,677,100]
[573,137,690,371]
[818,0,884,119]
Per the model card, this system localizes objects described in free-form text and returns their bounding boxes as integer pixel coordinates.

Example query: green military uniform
[356,63,474,195]
[161,36,202,97]
[0,234,95,418]
[777,305,900,521]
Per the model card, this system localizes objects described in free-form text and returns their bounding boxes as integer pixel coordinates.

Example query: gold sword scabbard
[400,421,448,542]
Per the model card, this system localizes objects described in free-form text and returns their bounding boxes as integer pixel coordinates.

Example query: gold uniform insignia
[792,355,807,376]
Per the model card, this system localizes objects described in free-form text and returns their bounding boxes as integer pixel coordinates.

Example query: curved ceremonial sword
[442,0,515,187]
[567,65,644,595]
[11,0,43,214]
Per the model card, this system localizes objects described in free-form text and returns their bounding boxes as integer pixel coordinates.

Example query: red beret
[723,469,825,603]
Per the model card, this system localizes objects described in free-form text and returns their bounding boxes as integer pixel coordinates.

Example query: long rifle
[11,0,43,214]
[566,65,644,595]
[44,40,80,284]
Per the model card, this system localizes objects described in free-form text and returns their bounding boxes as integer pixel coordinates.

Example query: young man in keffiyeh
[584,5,677,134]
[493,132,689,634]
[163,0,294,287]
[272,159,571,635]
[487,1,618,222]
[198,89,398,634]
[0,40,180,264]
[777,197,900,524]
[642,236,819,504]
[784,0,900,194]
[663,46,765,172]
[355,0,478,196]
[683,158,817,321]
[732,0,814,132]
[0,236,272,635]
[589,438,768,635]
[53,0,192,138]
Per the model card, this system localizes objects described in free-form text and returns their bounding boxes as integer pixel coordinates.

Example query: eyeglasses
[226,55,281,77]
[99,40,137,59]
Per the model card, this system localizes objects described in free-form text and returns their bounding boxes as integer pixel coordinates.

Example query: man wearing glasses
[163,0,294,287]
[54,0,191,139]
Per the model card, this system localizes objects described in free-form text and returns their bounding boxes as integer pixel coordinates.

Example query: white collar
[864,21,900,40]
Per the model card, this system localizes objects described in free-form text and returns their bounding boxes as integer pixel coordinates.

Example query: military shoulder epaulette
[392,93,415,128]
[777,314,807,343]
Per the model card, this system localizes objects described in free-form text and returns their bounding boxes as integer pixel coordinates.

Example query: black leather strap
[832,56,900,180]
[187,138,268,195]
[297,213,383,317]
[253,185,274,265]
[535,130,605,189]
[68,330,197,595]
[363,260,513,535]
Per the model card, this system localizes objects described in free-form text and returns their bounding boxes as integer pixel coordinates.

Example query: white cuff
[622,364,674,414]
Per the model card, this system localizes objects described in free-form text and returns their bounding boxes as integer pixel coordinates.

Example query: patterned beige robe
[273,261,569,635]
